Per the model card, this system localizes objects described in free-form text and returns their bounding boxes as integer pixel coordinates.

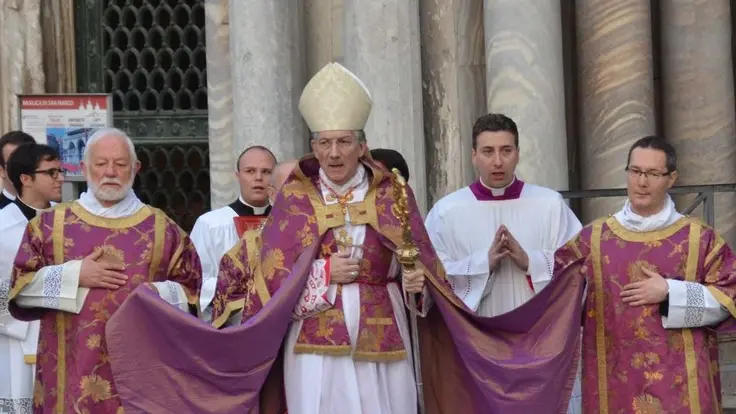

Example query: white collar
[2,188,16,200]
[613,195,683,232]
[77,188,145,218]
[238,196,269,215]
[479,176,517,197]
[319,165,367,195]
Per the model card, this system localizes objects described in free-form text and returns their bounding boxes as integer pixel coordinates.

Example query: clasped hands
[328,250,426,293]
[488,225,529,273]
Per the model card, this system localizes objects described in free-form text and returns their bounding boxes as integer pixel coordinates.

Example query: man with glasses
[0,143,63,413]
[554,135,736,412]
[6,128,201,413]
[190,145,276,322]
[0,131,36,209]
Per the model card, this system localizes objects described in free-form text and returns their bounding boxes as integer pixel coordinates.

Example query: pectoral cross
[317,309,342,337]
[336,229,353,252]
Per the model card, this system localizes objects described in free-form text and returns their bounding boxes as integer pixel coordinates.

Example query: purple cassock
[105,156,585,414]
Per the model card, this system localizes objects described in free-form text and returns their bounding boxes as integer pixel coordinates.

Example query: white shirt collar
[238,196,269,215]
[319,165,367,195]
[613,195,683,232]
[77,188,145,218]
[479,176,517,197]
[2,188,16,200]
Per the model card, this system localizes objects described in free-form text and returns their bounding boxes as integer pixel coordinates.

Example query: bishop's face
[311,130,367,186]
[81,136,141,206]
[472,131,519,188]
[626,147,677,216]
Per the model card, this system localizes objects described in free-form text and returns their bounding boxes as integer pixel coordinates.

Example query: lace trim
[42,266,63,309]
[684,282,706,327]
[0,277,10,317]
[0,398,33,414]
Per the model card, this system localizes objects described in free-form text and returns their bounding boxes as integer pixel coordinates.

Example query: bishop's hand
[402,267,425,293]
[79,249,128,290]
[329,250,361,284]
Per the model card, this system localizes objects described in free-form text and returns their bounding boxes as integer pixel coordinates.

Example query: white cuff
[0,319,29,341]
[662,279,729,328]
[527,250,554,293]
[151,281,190,312]
[15,261,89,314]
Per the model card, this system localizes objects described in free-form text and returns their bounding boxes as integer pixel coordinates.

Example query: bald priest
[103,62,587,414]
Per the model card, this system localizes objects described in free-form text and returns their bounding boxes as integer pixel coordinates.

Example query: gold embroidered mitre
[298,62,373,132]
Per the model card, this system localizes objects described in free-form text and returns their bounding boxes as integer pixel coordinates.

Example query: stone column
[483,0,568,190]
[41,0,75,93]
[304,0,344,77]
[229,1,307,173]
[205,0,235,208]
[661,0,736,243]
[344,0,427,212]
[0,0,45,134]
[576,0,656,222]
[420,0,486,206]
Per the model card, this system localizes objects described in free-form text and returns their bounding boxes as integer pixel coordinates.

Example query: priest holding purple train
[7,128,201,413]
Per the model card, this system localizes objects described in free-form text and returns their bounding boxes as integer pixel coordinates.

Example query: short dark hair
[0,131,35,168]
[626,135,677,173]
[7,144,60,196]
[472,113,519,149]
[236,145,277,171]
[370,148,410,181]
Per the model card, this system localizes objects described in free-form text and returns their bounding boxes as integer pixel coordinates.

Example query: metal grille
[76,0,211,229]
[102,0,207,114]
[134,143,210,232]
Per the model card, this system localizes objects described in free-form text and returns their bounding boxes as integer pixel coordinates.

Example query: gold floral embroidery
[86,334,101,350]
[79,375,112,403]
[94,244,126,264]
[261,249,285,279]
[632,394,663,413]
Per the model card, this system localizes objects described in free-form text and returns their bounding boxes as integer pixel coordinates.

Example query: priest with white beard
[424,113,583,413]
[0,143,63,414]
[6,128,201,413]
[190,145,276,321]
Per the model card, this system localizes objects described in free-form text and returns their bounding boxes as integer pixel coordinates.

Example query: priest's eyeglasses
[625,167,670,180]
[35,168,67,180]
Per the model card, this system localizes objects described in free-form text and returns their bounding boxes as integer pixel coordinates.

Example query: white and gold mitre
[298,62,373,132]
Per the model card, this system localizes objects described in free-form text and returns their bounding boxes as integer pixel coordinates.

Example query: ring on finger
[351,271,358,278]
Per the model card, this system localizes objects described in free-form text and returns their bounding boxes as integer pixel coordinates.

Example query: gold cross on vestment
[317,309,342,337]
[366,305,394,339]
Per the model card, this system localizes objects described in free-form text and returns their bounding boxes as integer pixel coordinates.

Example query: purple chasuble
[469,178,524,201]
[105,156,584,414]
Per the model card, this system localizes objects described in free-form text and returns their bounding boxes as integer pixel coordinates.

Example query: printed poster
[18,94,113,177]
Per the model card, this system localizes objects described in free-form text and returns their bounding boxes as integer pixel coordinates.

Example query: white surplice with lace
[284,165,423,414]
[0,202,46,414]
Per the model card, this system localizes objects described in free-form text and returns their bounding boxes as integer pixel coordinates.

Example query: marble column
[344,0,427,212]
[205,0,235,208]
[660,0,736,244]
[483,0,568,190]
[229,1,307,183]
[0,0,45,134]
[420,0,486,206]
[40,0,75,93]
[304,0,343,77]
[576,0,656,222]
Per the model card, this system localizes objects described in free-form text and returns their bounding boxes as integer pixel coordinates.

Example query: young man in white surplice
[0,143,63,413]
[190,145,276,321]
[424,113,583,413]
